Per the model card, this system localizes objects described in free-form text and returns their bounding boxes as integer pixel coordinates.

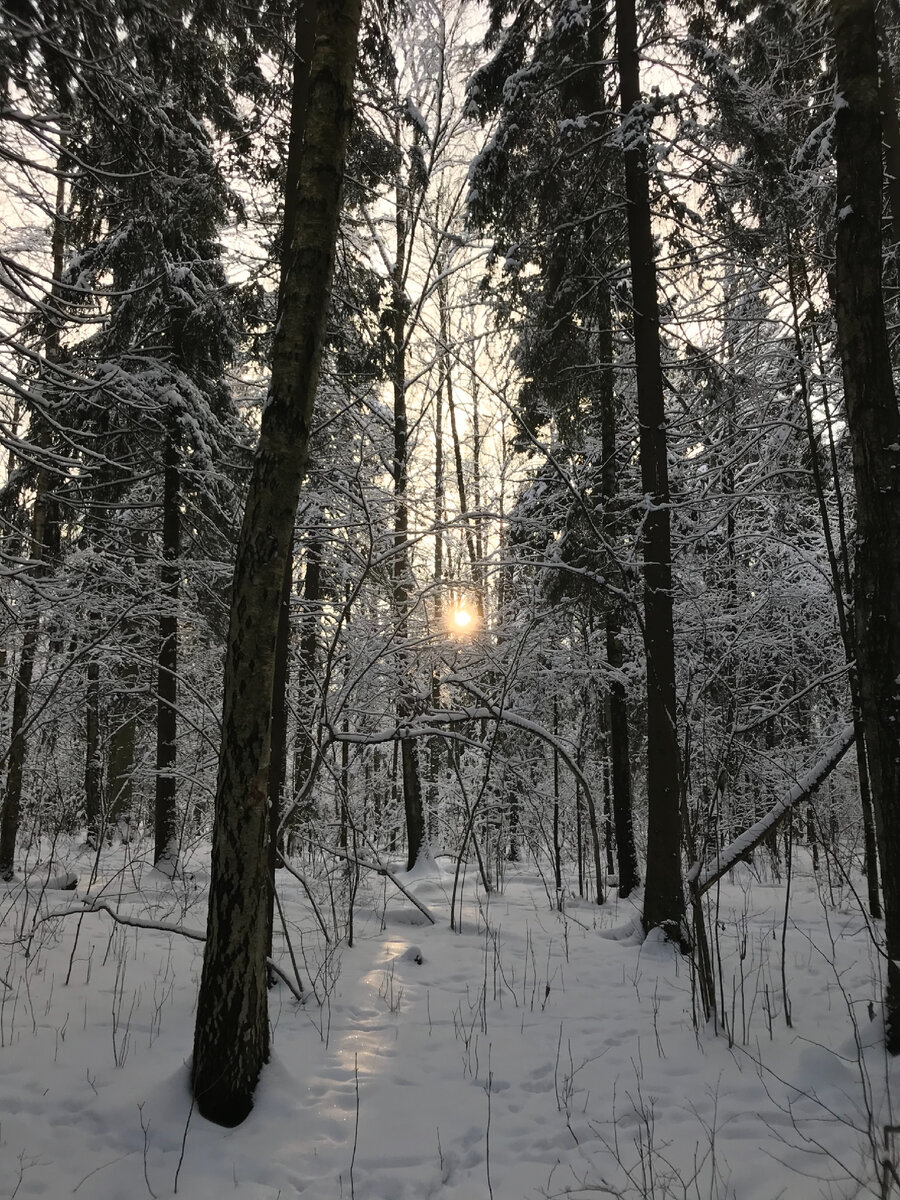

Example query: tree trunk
[154,419,180,869]
[428,345,445,840]
[106,690,137,831]
[787,244,881,916]
[0,156,65,878]
[606,620,639,895]
[597,286,640,897]
[615,0,686,941]
[290,535,322,850]
[831,0,900,1050]
[267,552,291,967]
[85,649,102,846]
[875,0,900,245]
[268,0,318,923]
[444,323,481,604]
[391,112,426,870]
[106,537,144,835]
[0,483,49,880]
[192,0,362,1126]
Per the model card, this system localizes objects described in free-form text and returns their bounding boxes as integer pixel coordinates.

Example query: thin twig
[277,856,331,942]
[314,843,435,925]
[350,1052,360,1200]
[273,883,305,996]
[37,900,305,1003]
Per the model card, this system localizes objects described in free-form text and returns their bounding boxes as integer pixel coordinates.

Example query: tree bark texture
[106,694,136,828]
[615,0,686,940]
[154,420,180,867]
[291,535,322,844]
[0,161,65,879]
[787,244,882,917]
[831,0,900,1049]
[597,287,640,898]
[267,0,318,959]
[0,483,49,880]
[191,0,363,1126]
[85,650,102,845]
[391,114,425,870]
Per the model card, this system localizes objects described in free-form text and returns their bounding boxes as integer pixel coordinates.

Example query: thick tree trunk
[875,0,900,244]
[831,0,900,1049]
[268,0,317,908]
[192,0,362,1126]
[154,420,180,868]
[615,0,686,941]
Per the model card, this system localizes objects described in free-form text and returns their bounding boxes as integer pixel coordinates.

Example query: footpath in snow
[0,844,897,1199]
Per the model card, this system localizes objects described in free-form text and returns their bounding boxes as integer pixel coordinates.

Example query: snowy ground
[1,841,897,1199]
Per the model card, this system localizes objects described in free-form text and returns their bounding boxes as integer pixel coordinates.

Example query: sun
[452,608,471,629]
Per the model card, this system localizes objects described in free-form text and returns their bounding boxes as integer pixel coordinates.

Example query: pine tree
[466,0,641,896]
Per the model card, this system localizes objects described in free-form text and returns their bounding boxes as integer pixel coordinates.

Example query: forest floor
[0,839,896,1199]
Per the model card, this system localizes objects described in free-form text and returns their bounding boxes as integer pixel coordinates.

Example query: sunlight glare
[453,608,471,629]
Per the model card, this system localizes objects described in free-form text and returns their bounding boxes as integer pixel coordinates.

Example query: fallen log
[687,723,856,898]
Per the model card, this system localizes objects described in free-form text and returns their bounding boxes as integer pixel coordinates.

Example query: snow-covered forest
[2,0,900,1195]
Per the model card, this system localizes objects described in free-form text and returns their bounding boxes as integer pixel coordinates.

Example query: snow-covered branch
[687,724,856,896]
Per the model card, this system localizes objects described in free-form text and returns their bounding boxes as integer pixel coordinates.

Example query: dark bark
[391,113,425,869]
[605,621,639,895]
[831,0,900,1049]
[787,245,881,916]
[154,420,180,867]
[85,650,102,846]
[0,160,65,878]
[0,484,49,880]
[291,536,322,847]
[268,0,318,877]
[107,537,144,833]
[597,289,640,898]
[875,0,900,244]
[192,0,362,1126]
[106,693,136,829]
[615,0,686,940]
[267,552,291,966]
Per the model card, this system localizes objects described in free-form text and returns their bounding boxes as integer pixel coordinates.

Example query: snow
[2,843,898,1199]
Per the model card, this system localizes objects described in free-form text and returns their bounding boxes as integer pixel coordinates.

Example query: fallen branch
[687,723,856,897]
[37,900,305,1002]
[39,900,205,940]
[316,843,436,925]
